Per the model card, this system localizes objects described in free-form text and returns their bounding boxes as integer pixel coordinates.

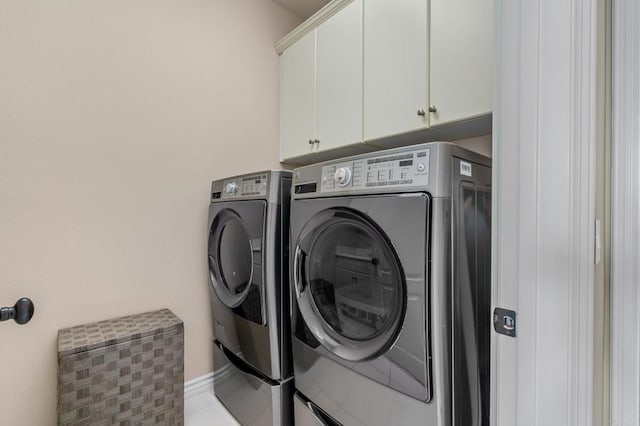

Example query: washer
[207,170,293,426]
[289,142,491,426]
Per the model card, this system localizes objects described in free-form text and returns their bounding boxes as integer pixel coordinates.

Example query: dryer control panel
[220,173,268,199]
[320,148,430,192]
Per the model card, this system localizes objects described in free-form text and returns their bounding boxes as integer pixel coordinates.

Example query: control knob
[334,167,352,187]
[224,182,239,195]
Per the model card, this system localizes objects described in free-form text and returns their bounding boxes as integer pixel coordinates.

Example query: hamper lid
[57,308,183,357]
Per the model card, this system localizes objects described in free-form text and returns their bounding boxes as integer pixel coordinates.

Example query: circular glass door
[294,208,406,361]
[208,209,254,307]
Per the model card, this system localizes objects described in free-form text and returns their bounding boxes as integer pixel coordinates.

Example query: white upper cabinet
[280,30,316,160]
[429,0,493,126]
[364,0,493,142]
[316,0,362,152]
[363,0,428,141]
[279,0,363,162]
[278,0,493,162]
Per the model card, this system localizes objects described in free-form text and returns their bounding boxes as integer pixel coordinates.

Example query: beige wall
[453,134,492,158]
[0,0,299,423]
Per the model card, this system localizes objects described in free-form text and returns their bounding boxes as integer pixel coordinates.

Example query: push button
[416,163,425,172]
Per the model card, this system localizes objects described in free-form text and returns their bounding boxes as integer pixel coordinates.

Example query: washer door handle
[306,401,330,425]
[293,246,307,298]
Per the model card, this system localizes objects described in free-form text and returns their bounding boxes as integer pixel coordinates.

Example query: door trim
[610,0,640,424]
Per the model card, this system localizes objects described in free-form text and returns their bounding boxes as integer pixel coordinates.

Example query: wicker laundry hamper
[57,309,184,425]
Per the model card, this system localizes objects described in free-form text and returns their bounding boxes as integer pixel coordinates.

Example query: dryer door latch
[493,307,516,337]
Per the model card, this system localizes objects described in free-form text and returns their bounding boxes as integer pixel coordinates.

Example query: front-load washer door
[291,193,431,401]
[209,200,266,325]
[294,208,406,361]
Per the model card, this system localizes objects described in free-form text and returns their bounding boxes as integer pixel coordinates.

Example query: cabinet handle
[308,139,315,145]
[418,106,437,115]
[314,139,320,145]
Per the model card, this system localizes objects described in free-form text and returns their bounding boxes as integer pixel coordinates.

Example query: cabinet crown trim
[275,0,354,54]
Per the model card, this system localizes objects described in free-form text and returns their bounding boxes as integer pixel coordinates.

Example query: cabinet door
[363,0,428,142]
[280,30,316,161]
[316,0,363,152]
[429,0,493,126]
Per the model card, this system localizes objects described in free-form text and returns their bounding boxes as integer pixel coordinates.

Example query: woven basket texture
[57,309,184,425]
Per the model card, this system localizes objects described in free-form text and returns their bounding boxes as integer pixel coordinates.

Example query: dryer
[289,142,491,426]
[207,170,293,426]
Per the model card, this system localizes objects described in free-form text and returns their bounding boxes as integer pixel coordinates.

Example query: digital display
[399,160,413,167]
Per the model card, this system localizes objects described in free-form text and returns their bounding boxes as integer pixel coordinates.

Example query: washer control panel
[221,173,268,198]
[320,148,430,192]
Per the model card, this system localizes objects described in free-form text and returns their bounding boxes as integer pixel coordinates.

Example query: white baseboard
[184,366,231,401]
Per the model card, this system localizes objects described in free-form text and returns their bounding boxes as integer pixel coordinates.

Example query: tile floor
[185,388,239,426]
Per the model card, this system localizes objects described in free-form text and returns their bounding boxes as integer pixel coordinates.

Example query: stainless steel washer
[289,142,491,426]
[207,170,293,426]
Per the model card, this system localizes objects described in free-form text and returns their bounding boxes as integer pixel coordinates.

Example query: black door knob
[1,298,35,325]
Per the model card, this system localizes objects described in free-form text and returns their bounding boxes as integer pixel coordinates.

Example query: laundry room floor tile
[185,388,240,426]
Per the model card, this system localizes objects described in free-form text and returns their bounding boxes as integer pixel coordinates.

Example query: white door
[429,0,493,126]
[316,0,363,153]
[492,0,600,425]
[280,30,317,160]
[363,0,428,142]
